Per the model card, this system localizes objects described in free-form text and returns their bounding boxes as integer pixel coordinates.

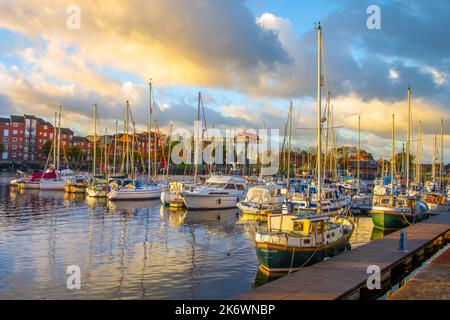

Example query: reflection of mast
[140,207,151,298]
[188,225,197,299]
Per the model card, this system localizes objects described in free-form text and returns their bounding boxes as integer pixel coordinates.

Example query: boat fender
[218,198,221,205]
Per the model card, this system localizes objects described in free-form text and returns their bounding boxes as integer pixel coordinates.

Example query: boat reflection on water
[183,209,241,228]
[237,213,267,224]
[86,196,108,209]
[164,207,188,227]
[64,192,87,206]
[370,226,396,241]
[107,199,160,214]
[252,269,280,289]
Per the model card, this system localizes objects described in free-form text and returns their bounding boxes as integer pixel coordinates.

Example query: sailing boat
[350,116,373,214]
[254,23,354,275]
[371,110,427,230]
[87,103,109,198]
[107,83,162,201]
[40,106,77,190]
[422,119,450,212]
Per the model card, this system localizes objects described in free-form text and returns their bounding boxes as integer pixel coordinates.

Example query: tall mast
[324,91,330,178]
[53,111,57,167]
[93,103,97,175]
[148,80,152,181]
[167,122,173,178]
[131,121,135,179]
[357,115,361,194]
[406,86,411,189]
[440,119,444,191]
[113,120,118,175]
[391,114,395,195]
[104,128,108,176]
[56,105,62,172]
[125,101,130,176]
[433,134,437,182]
[153,116,157,179]
[418,121,422,184]
[287,101,292,188]
[316,22,322,211]
[194,92,201,179]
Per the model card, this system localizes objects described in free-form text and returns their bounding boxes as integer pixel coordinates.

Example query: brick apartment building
[0,113,166,168]
[0,114,73,163]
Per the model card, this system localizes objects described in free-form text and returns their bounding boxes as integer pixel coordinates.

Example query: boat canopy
[207,175,246,184]
[246,186,282,204]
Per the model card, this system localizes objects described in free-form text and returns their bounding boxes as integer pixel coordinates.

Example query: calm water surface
[0,176,378,299]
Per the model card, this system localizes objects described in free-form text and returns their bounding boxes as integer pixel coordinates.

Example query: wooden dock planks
[233,214,450,300]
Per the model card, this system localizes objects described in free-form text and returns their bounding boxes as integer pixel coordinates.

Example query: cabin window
[224,184,236,190]
[380,198,390,205]
[303,239,310,245]
[236,184,245,191]
[396,200,404,207]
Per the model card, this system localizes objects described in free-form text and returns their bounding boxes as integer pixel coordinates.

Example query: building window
[12,145,17,150]
[13,130,18,135]
[3,137,8,143]
[20,130,23,134]
[13,123,18,127]
[44,125,48,130]
[12,137,18,142]
[3,129,9,136]
[44,132,47,137]
[12,153,16,157]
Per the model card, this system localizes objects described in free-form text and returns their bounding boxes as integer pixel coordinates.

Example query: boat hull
[255,239,349,274]
[183,194,240,210]
[108,188,162,201]
[236,201,282,216]
[371,209,428,230]
[40,180,66,191]
[424,202,450,213]
[18,182,40,189]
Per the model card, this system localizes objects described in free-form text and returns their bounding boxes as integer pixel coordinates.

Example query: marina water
[0,175,377,299]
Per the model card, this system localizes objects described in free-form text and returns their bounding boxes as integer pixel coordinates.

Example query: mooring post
[398,232,407,252]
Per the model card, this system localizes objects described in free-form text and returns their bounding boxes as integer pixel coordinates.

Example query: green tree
[42,140,52,158]
[66,146,83,163]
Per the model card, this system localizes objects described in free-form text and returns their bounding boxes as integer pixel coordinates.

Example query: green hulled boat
[370,195,428,230]
[254,214,353,275]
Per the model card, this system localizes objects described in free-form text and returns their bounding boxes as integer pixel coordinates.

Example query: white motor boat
[182,175,247,210]
[108,180,162,201]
